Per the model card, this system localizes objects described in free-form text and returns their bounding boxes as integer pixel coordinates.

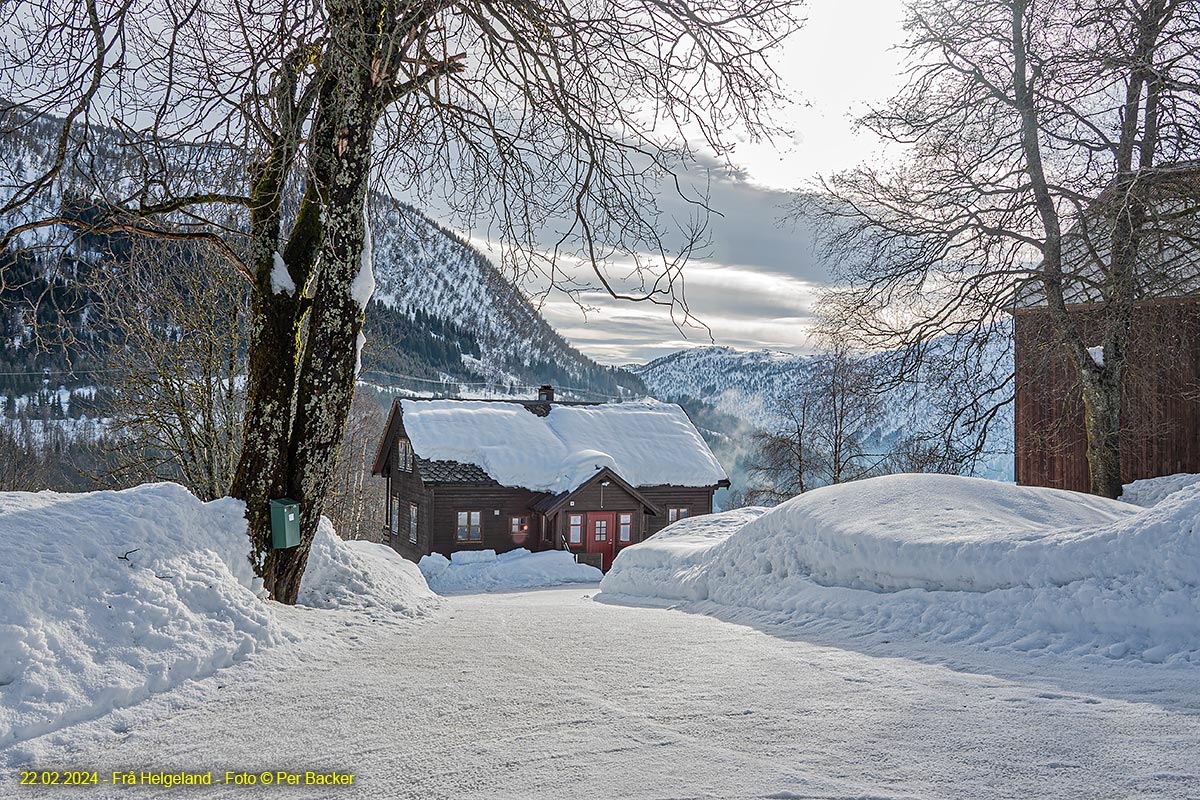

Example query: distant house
[371,386,730,570]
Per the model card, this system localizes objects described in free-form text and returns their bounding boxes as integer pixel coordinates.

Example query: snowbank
[0,483,435,754]
[299,520,436,614]
[601,474,1200,664]
[598,507,768,603]
[1121,472,1200,508]
[0,484,279,750]
[420,548,602,594]
[400,399,726,493]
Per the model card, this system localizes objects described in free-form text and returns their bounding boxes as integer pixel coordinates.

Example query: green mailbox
[269,498,301,549]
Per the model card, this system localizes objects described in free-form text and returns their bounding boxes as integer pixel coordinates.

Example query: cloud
[521,159,832,364]
[538,255,826,363]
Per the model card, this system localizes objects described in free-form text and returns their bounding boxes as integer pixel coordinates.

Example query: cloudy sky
[458,0,911,365]
[532,0,912,365]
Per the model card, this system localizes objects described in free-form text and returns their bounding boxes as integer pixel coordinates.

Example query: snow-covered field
[601,473,1200,664]
[419,548,601,594]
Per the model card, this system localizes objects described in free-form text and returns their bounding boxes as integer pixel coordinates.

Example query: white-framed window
[593,519,608,541]
[510,516,529,535]
[408,503,418,545]
[668,507,690,523]
[396,438,413,472]
[456,510,482,543]
[618,513,633,543]
[568,514,583,546]
[390,495,400,537]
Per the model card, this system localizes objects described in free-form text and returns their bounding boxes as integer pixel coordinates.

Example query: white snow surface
[399,399,727,493]
[351,208,375,310]
[600,507,769,602]
[270,251,295,295]
[1122,472,1200,508]
[601,474,1200,663]
[298,521,436,614]
[355,330,366,376]
[9,586,1200,799]
[419,548,601,594]
[0,483,435,753]
[1088,344,1105,366]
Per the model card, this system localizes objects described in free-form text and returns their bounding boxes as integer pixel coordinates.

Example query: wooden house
[371,386,730,570]
[1012,173,1200,492]
[1013,296,1200,492]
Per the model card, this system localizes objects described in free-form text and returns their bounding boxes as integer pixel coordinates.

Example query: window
[456,510,482,543]
[390,496,400,537]
[593,519,608,541]
[408,503,418,545]
[618,513,632,543]
[396,438,413,472]
[668,507,690,523]
[510,516,529,535]
[568,514,583,546]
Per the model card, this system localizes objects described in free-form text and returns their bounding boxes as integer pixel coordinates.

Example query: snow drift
[1121,472,1200,508]
[600,474,1200,664]
[599,507,768,603]
[0,483,434,754]
[419,548,602,594]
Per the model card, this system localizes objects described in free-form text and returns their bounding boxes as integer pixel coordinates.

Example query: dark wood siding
[428,484,548,556]
[1014,297,1200,492]
[635,486,716,538]
[382,417,433,561]
[549,479,648,553]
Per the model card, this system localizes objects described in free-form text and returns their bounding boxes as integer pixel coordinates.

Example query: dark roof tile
[417,458,497,484]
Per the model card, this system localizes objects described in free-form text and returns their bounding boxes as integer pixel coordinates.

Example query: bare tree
[807,343,885,485]
[324,387,389,542]
[743,343,886,503]
[797,0,1200,498]
[94,239,248,501]
[744,394,816,504]
[2,0,801,600]
[0,423,54,491]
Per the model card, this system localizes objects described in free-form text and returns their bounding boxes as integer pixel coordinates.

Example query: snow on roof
[399,399,728,493]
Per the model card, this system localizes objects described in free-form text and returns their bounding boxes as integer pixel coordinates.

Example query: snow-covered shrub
[298,520,435,614]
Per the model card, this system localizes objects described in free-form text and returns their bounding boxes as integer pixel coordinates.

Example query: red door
[586,512,616,570]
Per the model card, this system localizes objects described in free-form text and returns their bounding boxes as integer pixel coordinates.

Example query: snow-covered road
[10,586,1200,799]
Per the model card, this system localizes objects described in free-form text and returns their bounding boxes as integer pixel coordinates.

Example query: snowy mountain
[364,201,643,399]
[0,112,645,402]
[634,330,1016,484]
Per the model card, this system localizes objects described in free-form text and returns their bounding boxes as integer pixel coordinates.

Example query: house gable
[531,467,661,517]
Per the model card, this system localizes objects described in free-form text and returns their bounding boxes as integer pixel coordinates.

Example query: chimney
[537,384,555,402]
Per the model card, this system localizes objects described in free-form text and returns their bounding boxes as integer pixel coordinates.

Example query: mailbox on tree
[269,498,301,549]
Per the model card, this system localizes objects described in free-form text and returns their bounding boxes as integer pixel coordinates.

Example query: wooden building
[1013,296,1200,492]
[371,387,729,570]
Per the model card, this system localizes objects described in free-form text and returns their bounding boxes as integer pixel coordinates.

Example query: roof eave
[370,399,402,476]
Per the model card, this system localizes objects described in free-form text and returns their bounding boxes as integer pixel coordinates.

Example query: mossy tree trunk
[230,0,388,603]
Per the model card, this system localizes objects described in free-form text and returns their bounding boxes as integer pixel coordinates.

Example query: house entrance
[586,512,616,570]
